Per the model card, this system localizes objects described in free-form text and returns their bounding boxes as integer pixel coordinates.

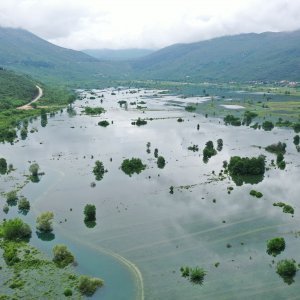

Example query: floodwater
[1,88,300,299]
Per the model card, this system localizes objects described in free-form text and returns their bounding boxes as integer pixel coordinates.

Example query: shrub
[188,145,199,152]
[84,204,96,222]
[64,288,73,297]
[98,120,109,127]
[224,115,241,126]
[93,160,106,181]
[6,190,18,205]
[185,105,196,112]
[18,197,30,212]
[0,158,7,174]
[273,202,294,214]
[249,190,263,198]
[203,141,217,159]
[276,259,297,284]
[29,163,40,177]
[84,107,105,115]
[78,275,103,296]
[262,121,274,131]
[228,156,265,176]
[265,142,286,155]
[157,156,166,169]
[2,218,32,241]
[53,244,74,268]
[180,266,206,285]
[121,158,146,176]
[293,135,300,146]
[36,211,54,232]
[266,237,285,256]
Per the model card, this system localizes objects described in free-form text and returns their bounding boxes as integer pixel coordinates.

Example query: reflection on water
[0,88,300,299]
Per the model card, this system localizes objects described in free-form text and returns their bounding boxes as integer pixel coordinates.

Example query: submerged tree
[36,211,54,232]
[52,244,74,268]
[93,160,106,181]
[157,156,166,169]
[0,157,7,174]
[266,237,285,257]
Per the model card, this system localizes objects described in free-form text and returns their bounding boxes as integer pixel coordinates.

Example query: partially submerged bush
[249,190,263,198]
[273,202,294,214]
[157,156,166,169]
[180,266,206,285]
[36,211,54,232]
[93,160,106,181]
[121,158,146,176]
[84,204,96,222]
[78,275,103,296]
[53,244,74,268]
[276,259,297,284]
[18,197,30,213]
[266,237,285,256]
[98,120,110,127]
[1,218,32,241]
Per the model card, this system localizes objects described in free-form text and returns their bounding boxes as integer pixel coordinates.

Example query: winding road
[17,85,43,110]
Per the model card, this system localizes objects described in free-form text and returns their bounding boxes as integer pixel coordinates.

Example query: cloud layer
[0,0,300,50]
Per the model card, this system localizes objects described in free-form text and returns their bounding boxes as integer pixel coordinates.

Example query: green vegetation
[6,190,18,206]
[52,244,74,268]
[217,139,223,151]
[180,266,206,285]
[188,145,199,152]
[98,120,110,127]
[228,156,265,176]
[84,107,105,115]
[273,202,294,214]
[265,142,286,155]
[185,105,196,112]
[266,237,285,256]
[203,141,217,160]
[154,148,159,158]
[262,121,274,131]
[224,115,241,126]
[249,190,263,198]
[121,158,146,176]
[36,211,54,232]
[157,156,166,169]
[0,218,31,242]
[0,158,7,174]
[18,197,30,213]
[78,275,103,296]
[84,204,96,222]
[132,118,147,126]
[276,259,297,284]
[243,111,258,126]
[29,163,39,177]
[93,160,106,181]
[293,135,300,145]
[177,117,184,122]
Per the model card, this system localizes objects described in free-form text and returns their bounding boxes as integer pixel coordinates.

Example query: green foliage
[293,135,300,146]
[157,156,166,169]
[243,111,258,126]
[224,115,241,126]
[177,117,184,122]
[203,141,217,160]
[273,202,294,214]
[293,123,300,133]
[276,259,297,284]
[29,163,39,177]
[132,118,147,126]
[228,156,265,176]
[36,211,54,232]
[180,266,206,285]
[63,288,73,297]
[267,237,285,256]
[188,145,199,152]
[18,197,30,213]
[262,121,274,131]
[265,142,286,155]
[93,160,106,181]
[78,275,103,296]
[98,120,110,127]
[2,242,20,266]
[217,139,223,151]
[249,190,263,198]
[121,158,146,176]
[52,244,74,268]
[84,204,96,222]
[6,190,18,205]
[154,148,158,158]
[84,107,105,115]
[185,105,196,112]
[1,218,32,241]
[0,158,7,174]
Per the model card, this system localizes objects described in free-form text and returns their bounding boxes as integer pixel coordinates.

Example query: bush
[84,204,96,222]
[6,190,18,205]
[53,244,74,268]
[0,157,7,174]
[157,156,166,169]
[36,211,54,232]
[2,218,32,241]
[78,275,103,296]
[84,107,105,115]
[265,142,286,155]
[228,156,265,176]
[93,160,106,181]
[203,141,217,159]
[18,197,30,212]
[293,135,300,145]
[180,266,206,285]
[185,105,196,112]
[29,163,40,177]
[273,202,294,214]
[98,120,109,127]
[276,259,297,284]
[64,288,73,297]
[262,121,274,131]
[266,237,285,256]
[249,190,263,198]
[121,158,146,176]
[224,115,241,126]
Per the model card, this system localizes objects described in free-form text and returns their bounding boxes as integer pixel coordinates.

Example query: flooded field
[1,88,300,299]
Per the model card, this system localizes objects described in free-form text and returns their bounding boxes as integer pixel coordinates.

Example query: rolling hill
[83,48,154,61]
[131,30,300,82]
[0,27,129,85]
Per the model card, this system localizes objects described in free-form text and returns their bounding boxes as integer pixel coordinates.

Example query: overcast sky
[0,0,299,50]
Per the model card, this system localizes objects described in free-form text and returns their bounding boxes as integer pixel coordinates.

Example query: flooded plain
[1,88,300,299]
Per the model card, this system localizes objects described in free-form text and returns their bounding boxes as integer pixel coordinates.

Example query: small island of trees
[121,158,146,176]
[266,237,285,256]
[93,160,106,181]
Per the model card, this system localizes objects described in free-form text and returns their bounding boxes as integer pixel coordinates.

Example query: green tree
[93,160,106,181]
[276,259,297,284]
[0,157,7,174]
[1,218,32,241]
[84,204,96,222]
[78,275,103,296]
[121,158,146,176]
[29,163,40,177]
[52,244,74,268]
[157,156,166,169]
[266,237,285,256]
[18,197,30,213]
[36,211,54,232]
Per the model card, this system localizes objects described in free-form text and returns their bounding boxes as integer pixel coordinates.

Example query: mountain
[131,30,300,82]
[0,68,37,108]
[83,48,154,61]
[0,27,129,85]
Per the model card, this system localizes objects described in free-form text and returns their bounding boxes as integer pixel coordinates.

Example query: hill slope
[83,48,154,61]
[0,68,38,108]
[131,31,300,82]
[0,27,129,85]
